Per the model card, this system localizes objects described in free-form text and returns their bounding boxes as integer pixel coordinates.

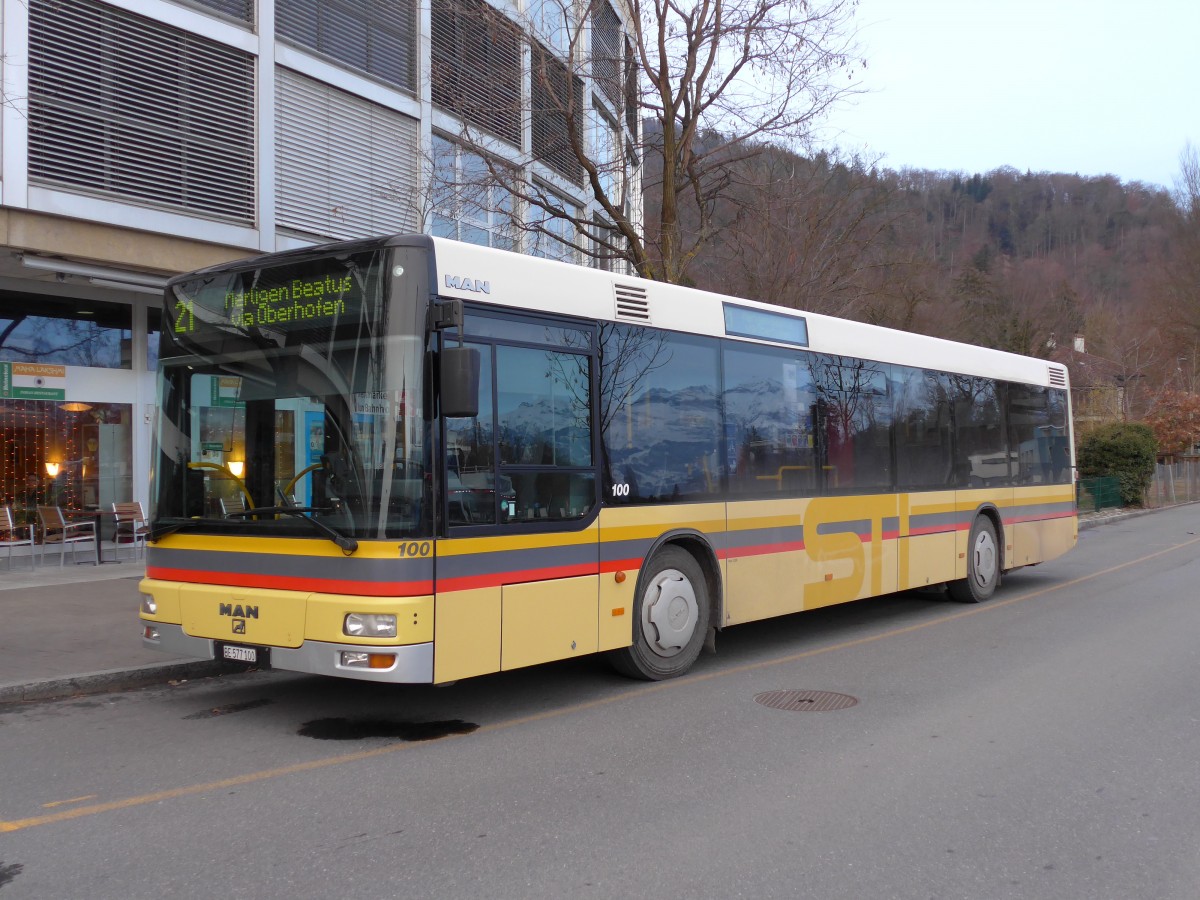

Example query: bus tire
[609,546,710,681]
[948,515,1000,603]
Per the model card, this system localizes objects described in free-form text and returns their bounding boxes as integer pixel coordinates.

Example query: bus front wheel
[609,546,710,681]
[948,516,1000,603]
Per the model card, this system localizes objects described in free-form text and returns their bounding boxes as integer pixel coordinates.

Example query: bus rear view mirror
[440,346,480,419]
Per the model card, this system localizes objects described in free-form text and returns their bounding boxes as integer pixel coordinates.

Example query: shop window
[0,400,133,529]
[0,294,133,370]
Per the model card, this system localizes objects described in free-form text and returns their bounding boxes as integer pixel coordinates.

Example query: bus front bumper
[142,621,435,683]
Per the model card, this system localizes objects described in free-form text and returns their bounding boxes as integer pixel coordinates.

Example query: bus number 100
[398,542,432,558]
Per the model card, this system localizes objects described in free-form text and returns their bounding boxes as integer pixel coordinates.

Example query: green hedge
[1076,423,1158,507]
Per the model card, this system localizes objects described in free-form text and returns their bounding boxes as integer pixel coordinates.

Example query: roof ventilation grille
[1048,365,1068,388]
[614,283,650,322]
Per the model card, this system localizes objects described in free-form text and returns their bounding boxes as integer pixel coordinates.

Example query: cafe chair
[36,505,96,567]
[219,494,247,517]
[112,500,149,560]
[1,505,36,570]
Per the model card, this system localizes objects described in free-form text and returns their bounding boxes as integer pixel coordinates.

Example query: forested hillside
[653,140,1197,429]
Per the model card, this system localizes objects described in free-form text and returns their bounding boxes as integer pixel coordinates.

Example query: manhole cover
[754,690,858,712]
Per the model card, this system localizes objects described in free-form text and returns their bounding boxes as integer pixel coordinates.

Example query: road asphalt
[0,506,1155,706]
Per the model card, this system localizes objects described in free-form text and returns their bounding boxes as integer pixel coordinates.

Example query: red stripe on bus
[600,557,645,573]
[437,562,601,593]
[721,540,806,560]
[907,525,959,537]
[1003,511,1076,525]
[146,567,432,597]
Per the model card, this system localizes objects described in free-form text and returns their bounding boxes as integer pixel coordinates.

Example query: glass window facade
[432,136,517,251]
[0,293,132,369]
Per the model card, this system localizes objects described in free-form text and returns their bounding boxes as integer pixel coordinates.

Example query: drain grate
[754,690,858,712]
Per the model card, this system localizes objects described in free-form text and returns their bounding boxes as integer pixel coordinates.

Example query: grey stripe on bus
[148,548,433,583]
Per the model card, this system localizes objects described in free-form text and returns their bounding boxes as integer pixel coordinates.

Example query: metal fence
[1146,457,1200,508]
[1077,476,1122,512]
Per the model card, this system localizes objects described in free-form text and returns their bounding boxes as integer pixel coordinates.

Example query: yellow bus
[139,234,1077,682]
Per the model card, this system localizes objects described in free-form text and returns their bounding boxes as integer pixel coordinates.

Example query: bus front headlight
[343,613,397,638]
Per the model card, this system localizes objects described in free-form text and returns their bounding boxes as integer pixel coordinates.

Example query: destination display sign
[168,252,383,342]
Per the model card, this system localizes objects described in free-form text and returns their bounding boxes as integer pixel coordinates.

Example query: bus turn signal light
[341,651,396,670]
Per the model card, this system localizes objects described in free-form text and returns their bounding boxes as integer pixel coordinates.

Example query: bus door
[431,317,601,684]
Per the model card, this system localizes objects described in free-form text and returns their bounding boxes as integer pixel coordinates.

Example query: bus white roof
[429,236,1067,388]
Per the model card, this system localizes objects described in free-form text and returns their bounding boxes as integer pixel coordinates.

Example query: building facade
[0,0,639,532]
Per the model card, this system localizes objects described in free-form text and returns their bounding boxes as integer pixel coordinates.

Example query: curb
[1078,500,1200,531]
[0,659,233,707]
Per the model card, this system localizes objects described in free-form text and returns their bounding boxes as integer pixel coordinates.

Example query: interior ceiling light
[61,402,93,412]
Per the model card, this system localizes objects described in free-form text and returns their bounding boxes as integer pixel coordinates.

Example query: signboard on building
[0,362,67,400]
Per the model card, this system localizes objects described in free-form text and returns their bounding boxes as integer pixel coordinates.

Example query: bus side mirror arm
[430,298,479,419]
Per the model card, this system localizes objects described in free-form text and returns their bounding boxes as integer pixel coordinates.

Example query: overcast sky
[817,0,1197,190]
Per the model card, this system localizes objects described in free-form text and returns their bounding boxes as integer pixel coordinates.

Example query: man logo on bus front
[444,275,490,294]
[232,620,246,634]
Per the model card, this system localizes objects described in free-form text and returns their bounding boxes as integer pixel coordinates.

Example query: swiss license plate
[216,642,270,667]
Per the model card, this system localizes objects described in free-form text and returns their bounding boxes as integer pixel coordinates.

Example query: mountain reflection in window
[599,324,721,503]
[723,343,818,496]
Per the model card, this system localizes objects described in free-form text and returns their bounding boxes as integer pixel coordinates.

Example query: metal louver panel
[624,36,639,137]
[592,2,622,109]
[276,68,420,241]
[186,0,254,23]
[531,44,584,183]
[1048,366,1068,387]
[431,0,522,146]
[277,0,417,95]
[28,0,255,224]
[614,283,650,322]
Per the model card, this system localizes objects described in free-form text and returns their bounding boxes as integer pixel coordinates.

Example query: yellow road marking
[41,795,97,809]
[4,535,1197,834]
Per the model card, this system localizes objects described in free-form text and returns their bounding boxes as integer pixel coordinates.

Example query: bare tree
[430,0,862,282]
[1161,143,1200,341]
[689,147,902,317]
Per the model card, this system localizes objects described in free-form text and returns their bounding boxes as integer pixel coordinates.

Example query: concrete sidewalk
[0,506,1159,706]
[0,558,224,705]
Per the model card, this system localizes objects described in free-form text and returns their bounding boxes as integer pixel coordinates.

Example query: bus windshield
[151,247,429,541]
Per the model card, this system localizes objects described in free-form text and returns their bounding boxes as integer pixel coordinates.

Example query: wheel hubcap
[972,530,998,588]
[642,568,699,658]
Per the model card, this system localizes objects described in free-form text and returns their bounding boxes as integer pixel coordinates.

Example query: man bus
[139,234,1076,683]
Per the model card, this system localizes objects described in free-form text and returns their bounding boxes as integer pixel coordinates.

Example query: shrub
[1076,422,1158,506]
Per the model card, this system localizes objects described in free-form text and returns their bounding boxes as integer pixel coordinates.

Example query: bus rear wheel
[948,516,1000,603]
[609,546,710,681]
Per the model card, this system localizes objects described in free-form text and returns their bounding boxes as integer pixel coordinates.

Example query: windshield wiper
[225,506,359,555]
[148,517,226,542]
